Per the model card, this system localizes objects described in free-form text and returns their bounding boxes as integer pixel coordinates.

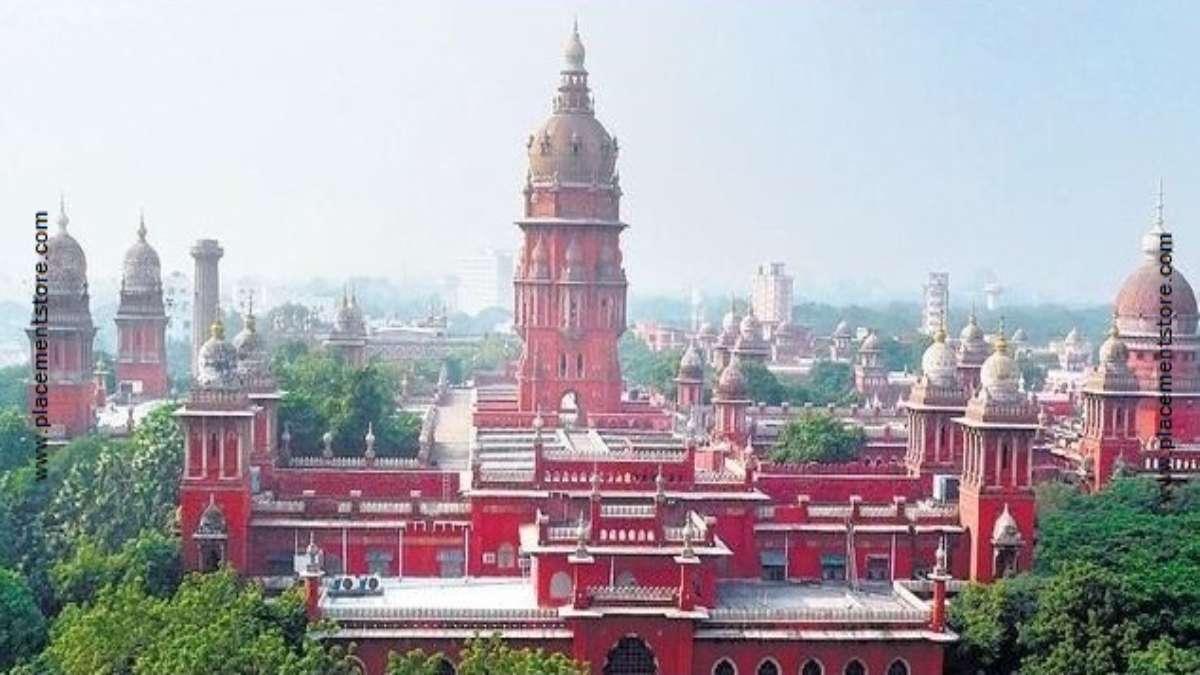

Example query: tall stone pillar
[190,239,224,375]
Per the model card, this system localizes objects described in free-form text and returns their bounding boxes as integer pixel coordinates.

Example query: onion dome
[334,288,366,336]
[920,325,958,386]
[832,319,852,338]
[121,211,162,294]
[677,341,704,381]
[716,356,748,399]
[527,22,617,185]
[1115,185,1198,336]
[738,312,761,342]
[1097,321,1129,366]
[1011,327,1028,343]
[990,504,1023,546]
[859,330,883,352]
[978,332,1021,401]
[46,198,89,297]
[957,311,990,365]
[196,315,240,389]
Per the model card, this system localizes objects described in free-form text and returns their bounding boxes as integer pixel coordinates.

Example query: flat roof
[321,576,542,616]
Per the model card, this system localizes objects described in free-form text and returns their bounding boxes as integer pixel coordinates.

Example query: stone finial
[281,422,292,453]
[934,537,948,577]
[655,465,666,501]
[364,422,376,459]
[322,429,334,458]
[575,513,588,556]
[304,532,323,574]
[682,519,696,558]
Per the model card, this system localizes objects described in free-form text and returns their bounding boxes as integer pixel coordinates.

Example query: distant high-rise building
[921,272,950,335]
[456,249,514,316]
[750,262,793,331]
[984,282,1003,311]
[190,239,223,375]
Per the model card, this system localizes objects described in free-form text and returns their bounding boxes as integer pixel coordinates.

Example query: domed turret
[46,198,89,300]
[1115,184,1198,336]
[196,315,240,390]
[978,332,1020,401]
[677,341,704,381]
[121,212,162,294]
[717,356,748,400]
[921,324,958,386]
[334,288,366,336]
[526,21,617,185]
[859,330,883,352]
[1097,321,1128,366]
[958,310,990,365]
[832,319,852,338]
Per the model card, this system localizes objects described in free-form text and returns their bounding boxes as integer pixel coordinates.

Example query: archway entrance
[603,636,657,675]
[559,390,581,428]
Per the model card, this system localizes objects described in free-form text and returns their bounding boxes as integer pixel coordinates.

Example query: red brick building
[115,212,169,399]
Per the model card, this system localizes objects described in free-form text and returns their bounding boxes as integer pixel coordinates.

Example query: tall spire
[555,19,591,114]
[1154,178,1165,230]
[57,193,69,231]
[563,18,586,72]
[137,208,147,242]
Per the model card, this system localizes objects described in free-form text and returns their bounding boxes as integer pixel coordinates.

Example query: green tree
[46,570,353,675]
[386,649,454,675]
[1127,638,1200,675]
[275,348,420,457]
[741,361,788,406]
[947,575,1041,674]
[618,333,681,397]
[1019,561,1144,675]
[0,567,47,671]
[769,413,865,464]
[0,407,38,473]
[51,531,181,607]
[805,360,857,405]
[0,364,26,410]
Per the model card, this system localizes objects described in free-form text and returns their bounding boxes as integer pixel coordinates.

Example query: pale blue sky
[1,1,1196,303]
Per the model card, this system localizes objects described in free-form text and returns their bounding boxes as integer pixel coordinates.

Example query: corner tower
[115,212,169,399]
[514,22,626,423]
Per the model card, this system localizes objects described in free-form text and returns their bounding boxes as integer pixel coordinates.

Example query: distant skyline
[2,1,1197,304]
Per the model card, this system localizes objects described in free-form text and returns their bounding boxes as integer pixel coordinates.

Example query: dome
[859,331,883,352]
[978,334,1021,401]
[1011,327,1027,343]
[721,308,738,333]
[959,313,984,342]
[920,327,958,386]
[233,312,264,362]
[677,341,704,381]
[1064,327,1082,346]
[698,321,716,338]
[47,205,88,296]
[334,289,366,335]
[832,320,852,338]
[121,215,161,294]
[739,312,761,341]
[1098,322,1129,366]
[196,317,240,389]
[717,356,748,399]
[1115,258,1198,336]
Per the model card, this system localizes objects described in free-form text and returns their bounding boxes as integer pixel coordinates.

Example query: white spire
[57,193,69,231]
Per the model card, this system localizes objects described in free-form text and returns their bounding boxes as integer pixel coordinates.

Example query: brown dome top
[1115,195,1197,336]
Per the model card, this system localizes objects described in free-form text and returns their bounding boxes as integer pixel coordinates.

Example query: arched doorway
[603,636,657,675]
[559,390,581,428]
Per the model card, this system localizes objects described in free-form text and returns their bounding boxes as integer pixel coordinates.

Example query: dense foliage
[34,570,357,675]
[768,413,866,464]
[274,344,420,457]
[0,568,46,672]
[0,364,27,410]
[618,333,682,397]
[948,477,1200,674]
[387,633,588,675]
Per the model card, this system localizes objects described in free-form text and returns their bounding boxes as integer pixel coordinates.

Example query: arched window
[549,571,573,600]
[886,660,909,675]
[435,658,455,675]
[844,660,866,675]
[756,659,780,675]
[496,542,516,569]
[603,636,656,675]
[712,659,736,675]
[801,660,824,675]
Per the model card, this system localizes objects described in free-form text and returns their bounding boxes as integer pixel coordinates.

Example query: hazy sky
[2,1,1197,304]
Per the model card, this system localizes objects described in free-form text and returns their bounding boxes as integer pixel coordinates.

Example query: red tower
[27,200,96,439]
[675,341,704,409]
[854,330,888,403]
[176,318,255,573]
[513,22,626,424]
[955,332,1037,583]
[115,213,169,399]
[713,357,750,448]
[904,325,968,478]
[1078,321,1141,490]
[956,310,989,398]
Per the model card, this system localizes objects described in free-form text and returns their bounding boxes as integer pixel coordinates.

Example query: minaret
[1077,318,1140,490]
[675,340,705,409]
[513,22,626,424]
[27,197,97,438]
[854,330,888,402]
[954,330,1037,582]
[904,320,968,478]
[115,210,169,399]
[190,239,224,375]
